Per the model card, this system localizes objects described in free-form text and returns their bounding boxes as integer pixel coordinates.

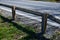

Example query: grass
[0,16,25,40]
[34,0,56,2]
[0,15,36,40]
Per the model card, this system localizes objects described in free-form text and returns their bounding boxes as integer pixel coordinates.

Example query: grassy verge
[0,15,36,40]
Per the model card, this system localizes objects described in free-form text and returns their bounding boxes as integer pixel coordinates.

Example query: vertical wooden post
[12,6,16,20]
[41,14,48,35]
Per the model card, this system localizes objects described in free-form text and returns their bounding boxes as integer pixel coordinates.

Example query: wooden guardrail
[0,3,60,36]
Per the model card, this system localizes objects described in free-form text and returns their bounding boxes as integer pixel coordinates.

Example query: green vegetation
[48,0,55,1]
[0,15,36,40]
[35,0,56,2]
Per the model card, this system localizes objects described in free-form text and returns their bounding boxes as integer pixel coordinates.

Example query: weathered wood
[0,3,60,23]
[41,14,48,34]
[48,14,60,24]
[1,3,60,24]
[12,6,16,20]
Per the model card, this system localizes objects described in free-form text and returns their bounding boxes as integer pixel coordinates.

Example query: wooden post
[12,6,16,20]
[41,14,48,35]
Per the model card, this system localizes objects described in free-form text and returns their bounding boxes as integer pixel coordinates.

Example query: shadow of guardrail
[0,15,50,40]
